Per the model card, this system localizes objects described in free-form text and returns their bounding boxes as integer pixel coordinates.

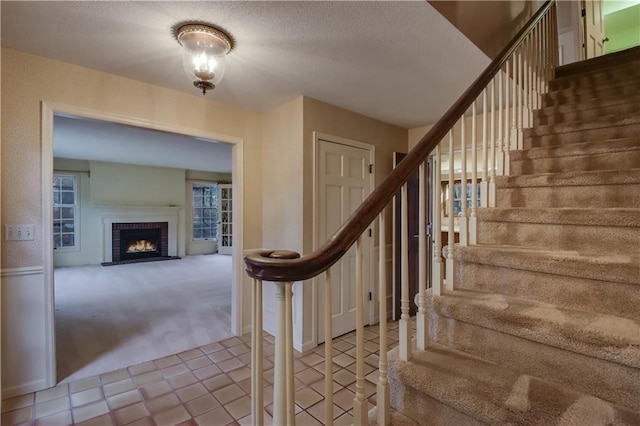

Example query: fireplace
[111,222,169,264]
[120,228,161,260]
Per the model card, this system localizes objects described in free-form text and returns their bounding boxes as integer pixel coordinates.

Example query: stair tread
[388,343,640,425]
[537,92,640,116]
[495,168,640,188]
[526,113,640,137]
[476,207,640,227]
[511,138,640,161]
[434,289,640,369]
[457,244,639,285]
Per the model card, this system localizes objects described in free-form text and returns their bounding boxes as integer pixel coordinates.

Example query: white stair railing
[245,2,559,424]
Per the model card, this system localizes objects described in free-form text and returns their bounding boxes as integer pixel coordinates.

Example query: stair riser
[543,84,639,108]
[511,138,640,162]
[550,68,640,92]
[524,123,640,148]
[537,94,640,117]
[555,48,640,78]
[476,221,639,254]
[432,295,640,369]
[454,262,640,320]
[534,101,640,126]
[429,312,640,412]
[510,150,640,175]
[526,116,640,138]
[388,376,482,426]
[496,183,640,208]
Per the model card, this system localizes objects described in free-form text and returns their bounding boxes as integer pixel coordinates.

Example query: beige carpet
[388,47,640,423]
[54,254,232,384]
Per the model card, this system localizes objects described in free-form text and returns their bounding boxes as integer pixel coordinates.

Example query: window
[53,174,78,249]
[444,181,481,216]
[192,183,218,240]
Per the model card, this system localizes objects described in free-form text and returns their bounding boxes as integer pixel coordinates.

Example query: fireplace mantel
[99,205,181,263]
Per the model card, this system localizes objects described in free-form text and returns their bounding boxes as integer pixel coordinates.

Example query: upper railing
[245,1,558,424]
[244,0,557,283]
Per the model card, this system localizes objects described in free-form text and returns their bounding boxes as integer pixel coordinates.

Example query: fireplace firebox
[120,228,161,260]
[110,222,170,264]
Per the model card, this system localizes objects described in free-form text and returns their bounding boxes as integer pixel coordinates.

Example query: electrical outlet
[5,224,35,241]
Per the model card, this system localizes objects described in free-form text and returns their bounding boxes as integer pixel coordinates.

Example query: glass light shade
[176,24,232,94]
[181,49,226,85]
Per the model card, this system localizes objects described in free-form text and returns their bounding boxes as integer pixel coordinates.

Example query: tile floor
[1,322,400,425]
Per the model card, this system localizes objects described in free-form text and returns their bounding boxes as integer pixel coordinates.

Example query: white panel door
[583,0,605,58]
[217,184,233,255]
[317,139,372,341]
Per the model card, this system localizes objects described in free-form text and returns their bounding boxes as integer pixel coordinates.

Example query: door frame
[41,101,244,387]
[312,132,375,346]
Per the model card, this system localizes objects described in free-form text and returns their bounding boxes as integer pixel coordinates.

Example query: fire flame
[127,240,157,253]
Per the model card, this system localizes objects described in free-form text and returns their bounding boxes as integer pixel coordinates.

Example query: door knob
[603,37,610,43]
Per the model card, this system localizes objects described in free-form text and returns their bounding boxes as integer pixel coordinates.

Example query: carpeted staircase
[387,47,640,425]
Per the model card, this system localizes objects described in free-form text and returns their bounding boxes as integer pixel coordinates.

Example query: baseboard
[2,378,48,400]
[295,339,317,354]
[242,324,252,336]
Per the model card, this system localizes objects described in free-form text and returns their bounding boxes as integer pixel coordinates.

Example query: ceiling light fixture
[174,23,233,95]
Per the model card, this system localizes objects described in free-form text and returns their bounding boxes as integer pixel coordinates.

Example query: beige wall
[429,1,538,59]
[1,47,262,269]
[261,97,305,253]
[300,97,407,348]
[1,47,262,396]
[1,46,408,394]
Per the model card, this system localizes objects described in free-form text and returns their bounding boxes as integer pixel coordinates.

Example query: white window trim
[53,172,80,252]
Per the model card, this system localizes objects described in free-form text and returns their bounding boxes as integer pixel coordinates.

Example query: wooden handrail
[244,0,555,282]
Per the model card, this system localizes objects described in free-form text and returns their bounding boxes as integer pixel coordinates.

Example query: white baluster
[489,80,496,207]
[504,60,511,176]
[285,283,295,425]
[481,89,489,208]
[399,184,413,360]
[536,24,543,108]
[527,35,534,126]
[459,117,468,246]
[272,282,290,425]
[531,27,538,111]
[446,131,455,291]
[251,278,264,425]
[432,147,443,296]
[512,53,518,152]
[353,236,368,423]
[497,67,504,176]
[417,162,428,350]
[518,47,524,150]
[544,13,551,88]
[324,269,334,425]
[552,5,558,77]
[537,25,543,108]
[523,36,530,129]
[377,211,390,426]
[470,101,478,245]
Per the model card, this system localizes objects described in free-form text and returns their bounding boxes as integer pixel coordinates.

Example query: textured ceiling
[2,1,489,129]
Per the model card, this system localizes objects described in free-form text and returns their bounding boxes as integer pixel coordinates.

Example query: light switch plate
[5,224,35,241]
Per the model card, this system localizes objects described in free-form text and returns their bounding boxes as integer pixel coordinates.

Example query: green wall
[605,4,640,53]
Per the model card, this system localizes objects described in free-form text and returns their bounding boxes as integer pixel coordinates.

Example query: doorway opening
[42,102,244,386]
